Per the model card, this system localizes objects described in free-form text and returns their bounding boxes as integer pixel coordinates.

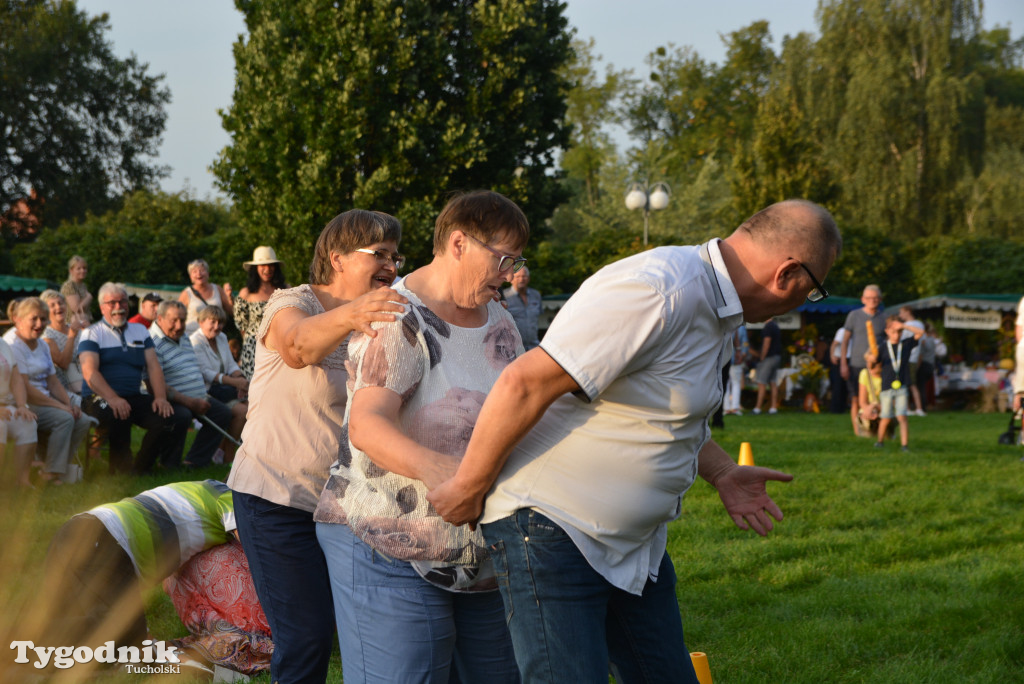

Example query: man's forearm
[697,439,737,489]
[454,351,579,495]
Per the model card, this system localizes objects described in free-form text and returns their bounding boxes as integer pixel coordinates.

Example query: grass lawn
[1,409,1022,682]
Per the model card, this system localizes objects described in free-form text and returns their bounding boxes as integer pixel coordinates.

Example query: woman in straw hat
[234,246,287,380]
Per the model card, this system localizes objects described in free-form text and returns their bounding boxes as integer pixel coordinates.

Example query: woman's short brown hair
[309,210,402,285]
[433,191,529,256]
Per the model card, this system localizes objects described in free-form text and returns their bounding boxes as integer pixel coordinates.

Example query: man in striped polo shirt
[151,300,234,469]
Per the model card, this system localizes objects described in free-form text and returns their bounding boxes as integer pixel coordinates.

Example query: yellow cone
[690,652,714,684]
[738,442,755,466]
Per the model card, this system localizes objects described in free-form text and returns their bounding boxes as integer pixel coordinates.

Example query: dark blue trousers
[233,491,335,684]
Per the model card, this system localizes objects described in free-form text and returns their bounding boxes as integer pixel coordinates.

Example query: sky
[76,0,1024,200]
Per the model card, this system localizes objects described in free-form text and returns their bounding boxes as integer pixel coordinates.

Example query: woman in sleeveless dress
[179,259,233,334]
[233,247,286,380]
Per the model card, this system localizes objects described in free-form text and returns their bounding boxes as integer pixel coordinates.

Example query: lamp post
[624,181,670,246]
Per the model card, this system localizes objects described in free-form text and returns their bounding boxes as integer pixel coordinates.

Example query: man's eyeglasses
[789,258,829,302]
[101,298,128,307]
[353,248,406,270]
[468,235,527,274]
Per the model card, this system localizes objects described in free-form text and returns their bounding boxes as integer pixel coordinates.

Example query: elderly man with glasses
[79,282,186,474]
[429,199,841,684]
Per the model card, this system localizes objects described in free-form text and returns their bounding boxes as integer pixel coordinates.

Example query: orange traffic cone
[690,652,713,684]
[738,442,755,466]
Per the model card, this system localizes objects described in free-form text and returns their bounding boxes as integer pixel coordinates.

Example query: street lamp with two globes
[624,181,670,246]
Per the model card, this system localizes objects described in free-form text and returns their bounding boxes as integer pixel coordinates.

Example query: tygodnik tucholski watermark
[10,639,181,672]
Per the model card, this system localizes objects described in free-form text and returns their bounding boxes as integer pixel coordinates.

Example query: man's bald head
[734,199,841,271]
[721,200,842,322]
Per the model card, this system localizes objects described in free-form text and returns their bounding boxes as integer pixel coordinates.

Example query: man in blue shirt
[503,266,542,349]
[79,282,187,473]
[150,300,234,468]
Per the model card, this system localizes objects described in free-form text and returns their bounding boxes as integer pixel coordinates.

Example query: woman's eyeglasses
[354,248,406,270]
[468,235,527,274]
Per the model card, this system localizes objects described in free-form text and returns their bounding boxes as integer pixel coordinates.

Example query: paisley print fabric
[163,539,273,675]
[314,284,524,589]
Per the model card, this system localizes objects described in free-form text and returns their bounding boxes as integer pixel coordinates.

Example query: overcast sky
[76,0,1024,199]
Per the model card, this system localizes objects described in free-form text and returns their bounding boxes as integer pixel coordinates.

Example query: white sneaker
[768,407,778,414]
[752,408,762,415]
[916,409,927,416]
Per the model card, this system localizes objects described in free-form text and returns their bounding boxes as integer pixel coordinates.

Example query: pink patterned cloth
[163,539,273,675]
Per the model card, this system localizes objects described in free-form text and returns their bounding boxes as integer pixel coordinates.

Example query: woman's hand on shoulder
[341,288,410,337]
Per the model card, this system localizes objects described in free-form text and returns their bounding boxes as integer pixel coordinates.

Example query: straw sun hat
[243,246,282,269]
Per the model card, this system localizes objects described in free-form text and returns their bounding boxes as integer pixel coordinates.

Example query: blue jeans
[233,492,335,684]
[316,522,519,684]
[482,509,699,684]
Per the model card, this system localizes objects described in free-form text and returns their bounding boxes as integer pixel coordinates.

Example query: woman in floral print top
[314,191,529,683]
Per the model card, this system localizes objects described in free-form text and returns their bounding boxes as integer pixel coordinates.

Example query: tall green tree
[621,22,776,184]
[560,38,631,208]
[731,32,838,219]
[0,0,170,231]
[213,0,573,270]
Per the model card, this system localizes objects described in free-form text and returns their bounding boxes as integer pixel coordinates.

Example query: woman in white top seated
[179,259,233,334]
[4,297,91,484]
[0,335,37,488]
[189,305,248,462]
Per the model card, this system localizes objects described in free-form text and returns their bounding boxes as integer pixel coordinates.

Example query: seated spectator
[3,297,92,485]
[0,336,37,487]
[79,282,186,474]
[129,292,162,328]
[190,305,248,462]
[179,259,234,334]
[31,480,236,678]
[40,289,85,397]
[190,306,249,403]
[60,254,93,325]
[150,300,235,468]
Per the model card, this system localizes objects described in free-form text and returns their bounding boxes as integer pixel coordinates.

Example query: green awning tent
[0,274,57,295]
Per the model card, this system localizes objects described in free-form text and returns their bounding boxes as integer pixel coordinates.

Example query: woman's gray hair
[39,289,65,304]
[197,304,226,323]
[187,259,209,274]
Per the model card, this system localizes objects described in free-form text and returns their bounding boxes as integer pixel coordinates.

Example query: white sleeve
[540,274,667,402]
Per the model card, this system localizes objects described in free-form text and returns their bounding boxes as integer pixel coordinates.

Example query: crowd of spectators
[0,252,260,484]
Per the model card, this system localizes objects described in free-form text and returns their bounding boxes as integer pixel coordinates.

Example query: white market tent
[888,293,1021,330]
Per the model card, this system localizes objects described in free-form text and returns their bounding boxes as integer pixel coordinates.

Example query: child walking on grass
[875,315,923,451]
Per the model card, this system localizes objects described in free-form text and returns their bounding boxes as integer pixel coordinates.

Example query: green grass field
[1,409,1022,683]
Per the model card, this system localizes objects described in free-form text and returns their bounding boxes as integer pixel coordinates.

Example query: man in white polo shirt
[430,199,841,683]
